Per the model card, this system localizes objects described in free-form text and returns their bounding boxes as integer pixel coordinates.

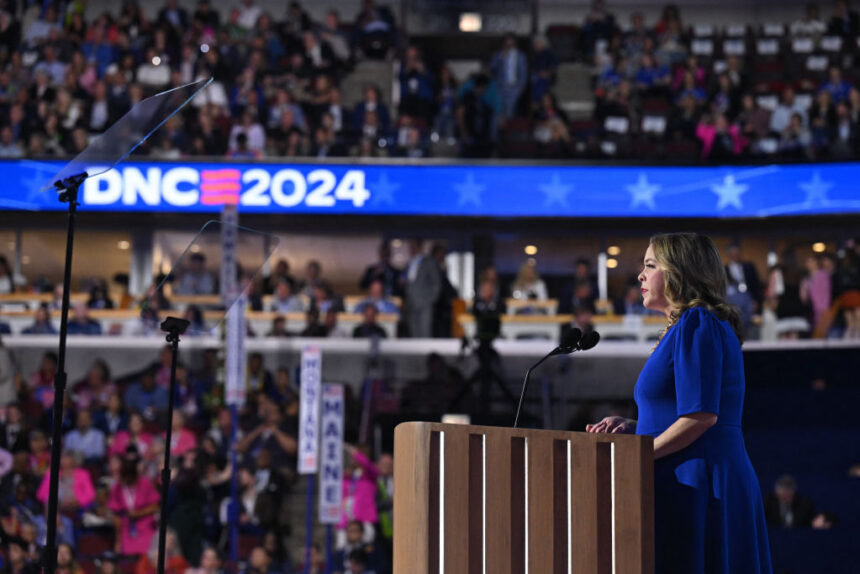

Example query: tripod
[449,338,519,419]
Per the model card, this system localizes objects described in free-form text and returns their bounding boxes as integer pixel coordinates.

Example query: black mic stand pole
[156,316,190,574]
[44,172,87,574]
[513,352,555,429]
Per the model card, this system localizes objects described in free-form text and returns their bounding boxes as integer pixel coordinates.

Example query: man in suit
[404,239,441,338]
[724,243,763,336]
[490,34,528,120]
[764,475,815,528]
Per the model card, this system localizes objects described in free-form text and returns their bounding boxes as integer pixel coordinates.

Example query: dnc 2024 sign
[3,159,860,217]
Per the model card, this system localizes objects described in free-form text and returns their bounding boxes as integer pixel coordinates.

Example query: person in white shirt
[510,261,548,301]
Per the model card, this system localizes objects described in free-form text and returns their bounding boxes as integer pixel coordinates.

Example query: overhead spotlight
[606,258,619,269]
[524,245,538,256]
[152,56,162,66]
[812,242,826,253]
[607,245,621,256]
[459,13,482,33]
[200,44,210,54]
[21,255,31,265]
[117,240,130,250]
[391,239,403,248]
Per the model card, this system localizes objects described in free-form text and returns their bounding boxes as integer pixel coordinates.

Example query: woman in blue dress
[587,233,772,574]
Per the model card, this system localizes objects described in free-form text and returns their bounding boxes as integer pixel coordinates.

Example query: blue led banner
[3,159,860,217]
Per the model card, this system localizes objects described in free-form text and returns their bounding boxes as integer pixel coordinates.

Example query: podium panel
[393,422,654,574]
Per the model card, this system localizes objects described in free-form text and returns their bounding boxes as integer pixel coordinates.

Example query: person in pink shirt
[164,411,197,458]
[337,444,378,548]
[108,452,160,556]
[73,359,116,410]
[109,412,154,458]
[36,451,95,513]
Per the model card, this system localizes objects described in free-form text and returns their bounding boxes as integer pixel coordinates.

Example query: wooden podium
[393,422,654,574]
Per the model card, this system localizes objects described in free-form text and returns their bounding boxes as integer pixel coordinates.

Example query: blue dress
[634,307,773,574]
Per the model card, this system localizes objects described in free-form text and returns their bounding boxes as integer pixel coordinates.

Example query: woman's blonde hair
[650,232,744,344]
[512,260,539,290]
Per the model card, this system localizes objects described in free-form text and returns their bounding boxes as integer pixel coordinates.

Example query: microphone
[512,328,600,428]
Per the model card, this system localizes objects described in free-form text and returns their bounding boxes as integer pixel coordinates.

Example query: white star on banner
[369,172,400,206]
[626,173,660,210]
[711,174,748,210]
[798,171,833,205]
[539,173,574,208]
[454,173,485,208]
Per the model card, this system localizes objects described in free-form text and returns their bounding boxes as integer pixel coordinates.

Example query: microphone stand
[44,172,87,574]
[156,316,190,574]
[513,351,557,428]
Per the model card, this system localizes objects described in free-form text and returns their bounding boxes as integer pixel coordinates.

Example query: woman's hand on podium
[586,416,637,434]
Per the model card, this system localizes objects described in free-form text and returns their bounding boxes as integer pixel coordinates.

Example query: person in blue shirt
[354,280,399,315]
[66,302,102,336]
[635,53,671,96]
[123,368,169,421]
[819,66,853,104]
[64,408,106,463]
[588,233,772,574]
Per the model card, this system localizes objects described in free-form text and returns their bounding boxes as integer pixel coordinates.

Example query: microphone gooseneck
[513,328,598,428]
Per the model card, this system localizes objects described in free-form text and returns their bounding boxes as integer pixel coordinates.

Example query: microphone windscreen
[578,330,601,351]
[560,327,582,351]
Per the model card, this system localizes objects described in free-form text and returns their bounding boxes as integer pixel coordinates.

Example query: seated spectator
[36,451,95,513]
[21,304,56,335]
[242,546,277,574]
[355,279,399,315]
[533,92,571,155]
[311,281,344,315]
[623,12,652,60]
[266,315,292,337]
[764,474,815,527]
[400,45,435,121]
[810,90,837,151]
[790,2,827,37]
[737,93,772,144]
[635,53,671,96]
[87,279,114,309]
[820,66,853,104]
[671,55,706,93]
[299,260,323,298]
[831,101,858,158]
[394,121,426,158]
[779,112,813,159]
[695,113,746,161]
[710,73,739,118]
[302,30,337,77]
[614,284,648,315]
[109,412,155,458]
[55,542,85,574]
[674,71,706,107]
[352,305,387,339]
[269,277,304,313]
[324,308,349,338]
[770,87,808,135]
[186,547,224,574]
[26,352,56,414]
[108,452,160,556]
[64,409,106,463]
[510,261,548,301]
[654,5,687,66]
[176,253,215,295]
[300,308,327,337]
[67,301,102,335]
[123,370,169,422]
